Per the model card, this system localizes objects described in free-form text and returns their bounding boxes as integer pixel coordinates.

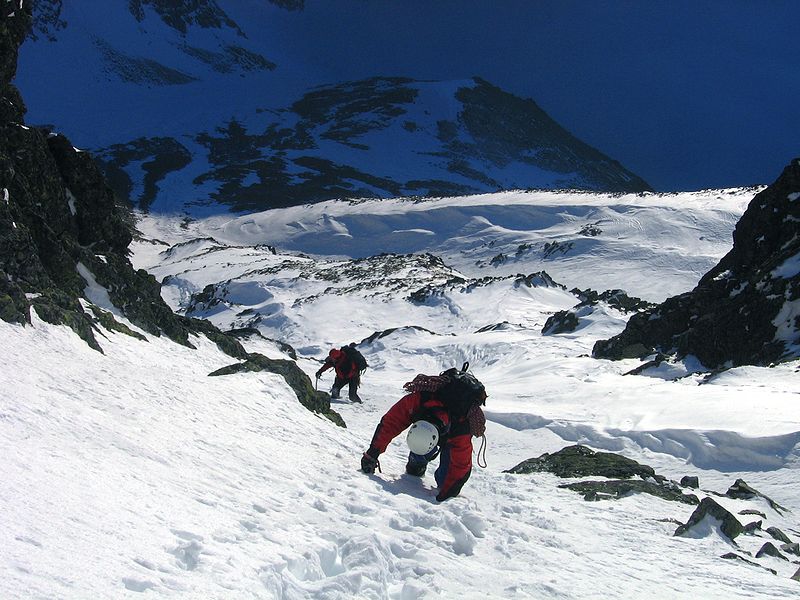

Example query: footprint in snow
[122,577,157,593]
[445,515,477,556]
[168,539,203,571]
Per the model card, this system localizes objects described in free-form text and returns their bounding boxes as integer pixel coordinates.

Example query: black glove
[315,369,323,378]
[361,448,380,474]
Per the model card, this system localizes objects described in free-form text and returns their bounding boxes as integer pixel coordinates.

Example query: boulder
[781,542,800,557]
[505,445,663,481]
[755,542,787,561]
[542,310,579,335]
[766,526,793,545]
[726,479,787,514]
[680,475,699,489]
[674,497,743,542]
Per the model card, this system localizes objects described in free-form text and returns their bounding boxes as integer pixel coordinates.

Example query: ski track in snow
[3,189,800,599]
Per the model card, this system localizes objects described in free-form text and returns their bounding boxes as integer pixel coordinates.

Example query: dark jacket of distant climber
[316,347,361,402]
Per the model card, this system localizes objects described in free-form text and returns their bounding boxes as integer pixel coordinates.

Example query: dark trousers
[331,375,361,402]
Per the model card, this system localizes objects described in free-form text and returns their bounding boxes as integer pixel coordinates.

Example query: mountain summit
[17,1,651,214]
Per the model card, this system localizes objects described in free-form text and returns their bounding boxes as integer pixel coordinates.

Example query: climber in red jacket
[360,368,487,502]
[316,345,363,403]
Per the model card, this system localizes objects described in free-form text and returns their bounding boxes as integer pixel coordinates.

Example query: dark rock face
[766,526,793,545]
[572,288,655,314]
[128,0,242,36]
[208,353,345,427]
[99,77,652,212]
[594,160,800,369]
[674,497,743,541]
[455,78,651,194]
[0,5,239,353]
[542,310,579,335]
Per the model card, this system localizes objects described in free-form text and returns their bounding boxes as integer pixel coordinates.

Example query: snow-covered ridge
[138,187,757,303]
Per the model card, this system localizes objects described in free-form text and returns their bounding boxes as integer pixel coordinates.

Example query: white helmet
[406,420,439,455]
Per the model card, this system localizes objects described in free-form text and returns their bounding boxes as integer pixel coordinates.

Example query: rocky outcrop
[96,77,651,212]
[560,479,698,505]
[506,445,702,505]
[0,5,243,355]
[593,160,800,369]
[208,353,345,427]
[541,310,579,335]
[674,497,744,541]
[505,444,662,480]
[726,478,788,515]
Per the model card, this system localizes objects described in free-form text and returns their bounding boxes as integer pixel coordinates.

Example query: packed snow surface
[3,188,800,598]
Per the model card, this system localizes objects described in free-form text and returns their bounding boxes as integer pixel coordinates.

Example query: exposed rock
[97,77,651,212]
[782,542,800,557]
[720,553,777,576]
[227,327,298,360]
[766,527,793,545]
[594,159,800,369]
[793,566,800,582]
[559,479,698,505]
[361,325,439,345]
[128,0,243,36]
[572,288,656,313]
[755,542,787,561]
[409,270,562,306]
[505,444,663,481]
[680,475,699,489]
[739,509,767,519]
[742,520,762,534]
[726,479,788,514]
[674,497,743,541]
[0,7,246,356]
[208,353,345,427]
[542,310,579,335]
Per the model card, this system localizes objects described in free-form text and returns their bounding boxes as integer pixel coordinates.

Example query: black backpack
[436,362,486,418]
[342,344,368,374]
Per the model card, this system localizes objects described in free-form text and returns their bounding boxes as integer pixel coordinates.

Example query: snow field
[3,187,800,598]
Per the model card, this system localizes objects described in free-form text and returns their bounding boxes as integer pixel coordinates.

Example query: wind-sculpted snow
[3,187,800,598]
[186,188,754,303]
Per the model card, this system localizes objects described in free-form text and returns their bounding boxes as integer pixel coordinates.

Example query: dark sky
[263,0,799,191]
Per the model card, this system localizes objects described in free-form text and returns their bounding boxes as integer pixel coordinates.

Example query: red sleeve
[318,358,334,374]
[436,433,473,501]
[368,392,422,453]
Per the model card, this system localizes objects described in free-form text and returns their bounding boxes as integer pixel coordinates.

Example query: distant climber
[316,343,367,403]
[360,363,487,502]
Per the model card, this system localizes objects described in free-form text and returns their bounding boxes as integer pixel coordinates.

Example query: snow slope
[2,188,800,598]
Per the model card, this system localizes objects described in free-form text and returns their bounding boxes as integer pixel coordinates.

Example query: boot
[405,460,427,477]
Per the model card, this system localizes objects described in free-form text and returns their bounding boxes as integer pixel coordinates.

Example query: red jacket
[368,391,473,502]
[319,348,359,380]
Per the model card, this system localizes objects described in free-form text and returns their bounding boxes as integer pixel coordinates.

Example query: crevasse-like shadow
[485,411,800,472]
